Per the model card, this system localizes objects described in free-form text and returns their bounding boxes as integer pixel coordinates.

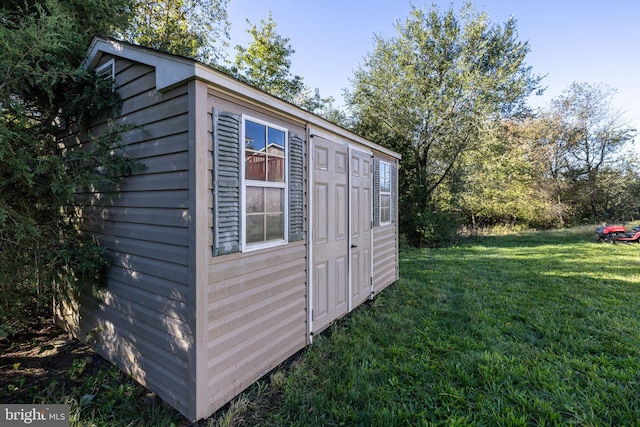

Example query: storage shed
[56,37,400,421]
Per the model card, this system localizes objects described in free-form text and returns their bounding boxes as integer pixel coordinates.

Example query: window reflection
[245,120,285,183]
[244,117,287,247]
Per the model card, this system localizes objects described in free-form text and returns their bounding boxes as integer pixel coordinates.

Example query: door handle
[351,244,358,248]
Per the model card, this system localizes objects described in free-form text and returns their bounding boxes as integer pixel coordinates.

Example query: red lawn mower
[595,224,640,243]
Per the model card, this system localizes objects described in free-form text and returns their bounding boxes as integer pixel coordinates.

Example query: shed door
[350,148,372,308]
[311,136,372,334]
[312,136,349,333]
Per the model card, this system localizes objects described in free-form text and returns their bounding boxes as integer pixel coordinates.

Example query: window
[242,117,288,249]
[379,161,391,224]
[96,59,115,92]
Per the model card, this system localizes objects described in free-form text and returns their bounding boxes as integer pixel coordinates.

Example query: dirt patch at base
[0,320,100,403]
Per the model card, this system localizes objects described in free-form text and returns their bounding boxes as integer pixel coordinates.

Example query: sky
[225,0,640,152]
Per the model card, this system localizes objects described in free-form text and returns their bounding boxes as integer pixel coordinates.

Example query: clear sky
[225,0,639,151]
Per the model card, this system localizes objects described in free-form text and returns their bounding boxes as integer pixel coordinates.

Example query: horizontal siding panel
[373,243,396,268]
[110,56,135,74]
[374,271,397,293]
[106,279,189,323]
[85,222,188,247]
[74,299,190,382]
[115,60,150,83]
[206,323,305,417]
[206,314,306,405]
[106,251,188,285]
[116,94,189,128]
[85,205,189,227]
[119,171,189,192]
[87,326,190,415]
[106,269,188,304]
[78,189,188,210]
[99,291,191,343]
[132,151,189,175]
[207,256,305,303]
[373,226,398,292]
[207,297,306,374]
[121,81,189,117]
[98,234,188,266]
[60,54,194,420]
[205,240,307,415]
[117,67,155,101]
[208,242,305,277]
[207,272,305,341]
[119,114,189,147]
[124,132,188,158]
[373,223,397,240]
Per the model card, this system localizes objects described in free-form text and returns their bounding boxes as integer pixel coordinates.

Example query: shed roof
[85,37,400,159]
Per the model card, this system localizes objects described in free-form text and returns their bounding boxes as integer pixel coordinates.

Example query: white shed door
[311,136,372,335]
[350,148,372,308]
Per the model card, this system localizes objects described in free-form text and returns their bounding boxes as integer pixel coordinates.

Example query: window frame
[240,115,289,252]
[96,59,115,92]
[379,161,392,225]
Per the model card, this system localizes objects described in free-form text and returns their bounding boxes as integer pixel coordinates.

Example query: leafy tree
[458,120,561,231]
[524,110,575,224]
[547,82,636,220]
[230,13,346,123]
[0,0,136,336]
[346,2,541,246]
[115,0,230,63]
[597,158,640,221]
[231,13,305,103]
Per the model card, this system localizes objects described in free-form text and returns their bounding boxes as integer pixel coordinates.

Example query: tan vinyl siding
[372,152,399,294]
[373,224,399,293]
[57,55,193,417]
[205,243,307,415]
[203,90,308,416]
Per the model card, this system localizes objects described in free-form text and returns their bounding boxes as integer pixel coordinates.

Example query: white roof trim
[84,37,400,159]
[85,37,197,91]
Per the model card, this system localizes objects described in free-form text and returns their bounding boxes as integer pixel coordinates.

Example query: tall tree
[231,13,305,103]
[549,82,636,220]
[230,13,345,123]
[115,0,230,63]
[458,119,561,231]
[346,2,541,246]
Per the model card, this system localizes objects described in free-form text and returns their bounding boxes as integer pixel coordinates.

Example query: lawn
[3,226,640,426]
[220,226,640,426]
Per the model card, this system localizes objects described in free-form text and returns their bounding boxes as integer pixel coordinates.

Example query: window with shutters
[242,116,288,250]
[380,161,392,224]
[212,109,303,256]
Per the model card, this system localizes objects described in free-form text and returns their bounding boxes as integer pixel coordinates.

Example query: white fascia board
[85,37,197,92]
[84,37,401,160]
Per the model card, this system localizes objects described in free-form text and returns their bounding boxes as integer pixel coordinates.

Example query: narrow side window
[379,161,392,225]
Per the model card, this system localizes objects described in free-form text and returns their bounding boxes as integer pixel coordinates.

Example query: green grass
[218,225,640,426]
[5,225,640,426]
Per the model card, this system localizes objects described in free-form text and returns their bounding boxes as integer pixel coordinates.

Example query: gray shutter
[373,158,380,227]
[288,134,304,242]
[391,164,398,224]
[212,109,241,256]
